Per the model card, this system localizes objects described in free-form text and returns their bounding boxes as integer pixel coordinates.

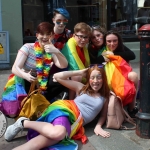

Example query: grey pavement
[0,62,150,150]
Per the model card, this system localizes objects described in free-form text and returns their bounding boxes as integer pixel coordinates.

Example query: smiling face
[36,22,54,47]
[89,69,103,92]
[73,31,89,48]
[90,30,104,48]
[106,34,118,52]
[36,33,53,47]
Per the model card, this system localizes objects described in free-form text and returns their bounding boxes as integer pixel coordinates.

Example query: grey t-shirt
[74,94,105,125]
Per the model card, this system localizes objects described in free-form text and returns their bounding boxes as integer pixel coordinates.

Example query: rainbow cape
[61,37,90,70]
[105,55,136,106]
[27,100,87,150]
[0,74,27,115]
[96,46,136,106]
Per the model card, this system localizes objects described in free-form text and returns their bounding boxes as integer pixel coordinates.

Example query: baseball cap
[54,8,70,20]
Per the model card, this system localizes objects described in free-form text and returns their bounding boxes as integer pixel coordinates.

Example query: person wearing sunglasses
[50,8,72,76]
[61,22,91,99]
[52,8,72,51]
[4,64,110,150]
[44,8,72,101]
[89,28,138,118]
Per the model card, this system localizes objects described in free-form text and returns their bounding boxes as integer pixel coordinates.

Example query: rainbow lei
[34,42,52,92]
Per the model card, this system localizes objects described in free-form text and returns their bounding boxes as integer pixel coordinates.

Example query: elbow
[12,65,15,74]
[60,61,68,69]
[53,73,59,81]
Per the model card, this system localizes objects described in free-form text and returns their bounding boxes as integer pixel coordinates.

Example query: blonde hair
[74,22,91,36]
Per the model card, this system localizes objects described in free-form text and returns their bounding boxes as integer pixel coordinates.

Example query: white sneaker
[4,117,29,141]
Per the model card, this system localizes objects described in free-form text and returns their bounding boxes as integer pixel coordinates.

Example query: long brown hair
[104,30,124,52]
[78,65,110,99]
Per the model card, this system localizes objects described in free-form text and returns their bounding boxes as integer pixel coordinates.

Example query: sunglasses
[92,25,101,30]
[56,19,68,25]
[89,64,104,68]
[75,34,89,40]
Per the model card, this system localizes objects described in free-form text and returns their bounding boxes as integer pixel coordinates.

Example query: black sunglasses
[89,64,104,68]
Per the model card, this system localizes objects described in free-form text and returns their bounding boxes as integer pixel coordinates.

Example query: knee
[128,72,138,83]
[48,126,66,141]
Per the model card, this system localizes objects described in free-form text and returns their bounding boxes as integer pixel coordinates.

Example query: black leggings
[24,74,67,102]
[44,74,67,102]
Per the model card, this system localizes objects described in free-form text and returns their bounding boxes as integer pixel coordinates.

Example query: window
[22,0,44,43]
[65,0,107,31]
[109,0,150,41]
[110,0,137,35]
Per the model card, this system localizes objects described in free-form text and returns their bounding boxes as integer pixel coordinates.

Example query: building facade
[0,0,149,67]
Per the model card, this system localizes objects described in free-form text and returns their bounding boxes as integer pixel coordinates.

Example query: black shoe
[127,107,138,118]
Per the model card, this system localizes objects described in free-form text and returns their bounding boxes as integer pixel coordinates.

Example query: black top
[88,45,135,64]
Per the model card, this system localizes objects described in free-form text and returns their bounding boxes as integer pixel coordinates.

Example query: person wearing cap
[51,8,71,73]
[45,8,72,101]
[52,8,71,51]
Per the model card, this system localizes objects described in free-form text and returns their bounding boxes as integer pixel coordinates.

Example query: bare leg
[128,71,138,110]
[12,134,59,150]
[24,120,67,141]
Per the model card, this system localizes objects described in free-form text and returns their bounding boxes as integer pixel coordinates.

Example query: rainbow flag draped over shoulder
[105,55,136,106]
[0,74,27,115]
[61,37,90,70]
[27,100,87,150]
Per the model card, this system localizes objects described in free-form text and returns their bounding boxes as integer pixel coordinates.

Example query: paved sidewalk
[0,62,150,150]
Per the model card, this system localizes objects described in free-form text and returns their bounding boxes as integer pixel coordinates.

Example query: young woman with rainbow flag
[88,27,138,118]
[4,64,110,150]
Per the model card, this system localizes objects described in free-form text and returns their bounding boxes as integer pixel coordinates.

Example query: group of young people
[3,7,138,150]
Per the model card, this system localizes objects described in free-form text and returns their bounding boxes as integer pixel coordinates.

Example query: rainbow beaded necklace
[34,41,52,92]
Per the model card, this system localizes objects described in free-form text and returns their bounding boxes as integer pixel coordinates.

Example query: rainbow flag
[61,37,90,70]
[0,74,27,115]
[105,55,136,106]
[27,100,87,150]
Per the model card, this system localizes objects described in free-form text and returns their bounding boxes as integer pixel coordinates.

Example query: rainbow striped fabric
[105,55,136,106]
[0,74,27,115]
[27,100,87,150]
[61,37,90,70]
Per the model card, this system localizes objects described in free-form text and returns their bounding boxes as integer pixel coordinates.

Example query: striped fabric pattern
[61,37,90,70]
[19,43,36,71]
[27,100,87,150]
[105,55,136,106]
